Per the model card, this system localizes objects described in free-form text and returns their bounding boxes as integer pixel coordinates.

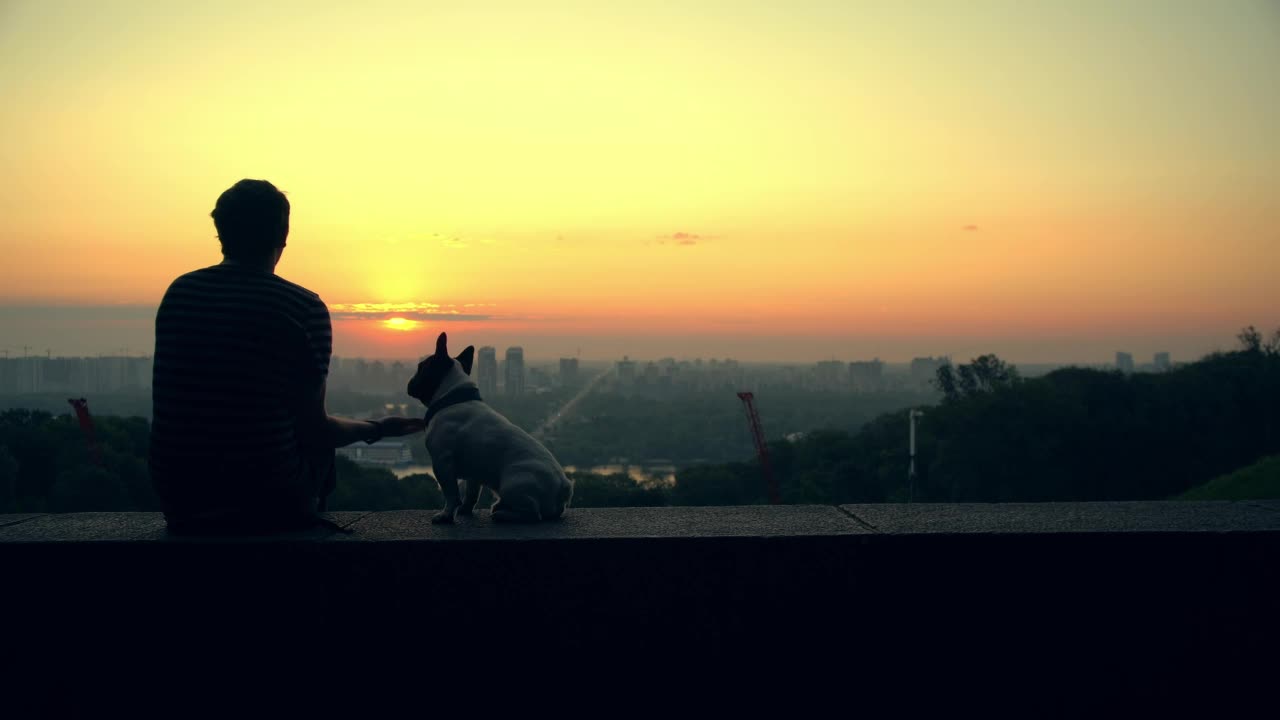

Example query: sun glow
[382,317,420,332]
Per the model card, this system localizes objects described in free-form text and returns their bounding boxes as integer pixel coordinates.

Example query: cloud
[425,232,471,248]
[328,302,491,322]
[963,224,979,232]
[331,311,489,322]
[656,231,714,246]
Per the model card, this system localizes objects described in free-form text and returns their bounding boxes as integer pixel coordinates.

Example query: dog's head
[407,332,475,404]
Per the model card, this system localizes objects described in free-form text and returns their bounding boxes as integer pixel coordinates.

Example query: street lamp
[908,409,925,503]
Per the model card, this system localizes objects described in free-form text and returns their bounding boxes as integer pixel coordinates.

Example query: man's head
[211,179,290,264]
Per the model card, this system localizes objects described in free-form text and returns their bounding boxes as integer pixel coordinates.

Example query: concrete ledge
[5,501,1276,543]
[841,501,1280,534]
[2,502,1277,699]
[0,513,43,529]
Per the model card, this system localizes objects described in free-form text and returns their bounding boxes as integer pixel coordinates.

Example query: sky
[1,0,1277,363]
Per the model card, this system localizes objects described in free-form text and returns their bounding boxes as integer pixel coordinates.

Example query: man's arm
[297,380,423,449]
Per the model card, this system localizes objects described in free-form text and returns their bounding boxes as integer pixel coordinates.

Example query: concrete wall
[2,503,1277,703]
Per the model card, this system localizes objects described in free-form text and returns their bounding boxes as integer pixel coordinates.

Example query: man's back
[150,263,331,523]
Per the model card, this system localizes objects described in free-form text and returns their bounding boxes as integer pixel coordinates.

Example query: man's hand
[378,416,426,437]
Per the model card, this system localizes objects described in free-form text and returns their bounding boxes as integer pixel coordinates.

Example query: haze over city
[2,1,1277,362]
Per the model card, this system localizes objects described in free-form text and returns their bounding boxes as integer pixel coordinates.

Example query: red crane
[67,398,104,468]
[737,392,780,504]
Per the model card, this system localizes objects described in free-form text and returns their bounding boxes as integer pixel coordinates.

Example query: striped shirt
[150,263,331,520]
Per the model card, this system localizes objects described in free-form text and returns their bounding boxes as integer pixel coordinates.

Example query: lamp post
[908,409,925,503]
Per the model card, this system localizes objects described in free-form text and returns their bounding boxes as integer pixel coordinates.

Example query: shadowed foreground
[2,503,1277,703]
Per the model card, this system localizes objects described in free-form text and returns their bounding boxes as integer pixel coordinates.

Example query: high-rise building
[1116,352,1135,373]
[0,358,13,394]
[15,356,44,393]
[616,356,637,384]
[504,347,525,396]
[1153,352,1171,372]
[559,357,579,386]
[477,347,498,396]
[528,366,552,391]
[910,356,950,387]
[849,359,884,392]
[643,362,659,382]
[814,360,845,390]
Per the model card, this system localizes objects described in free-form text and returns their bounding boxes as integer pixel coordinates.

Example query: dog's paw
[431,511,455,525]
[456,506,474,517]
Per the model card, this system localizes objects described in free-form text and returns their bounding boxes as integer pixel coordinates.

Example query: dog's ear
[435,332,448,358]
[457,346,475,376]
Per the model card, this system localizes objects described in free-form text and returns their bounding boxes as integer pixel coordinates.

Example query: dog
[407,332,573,524]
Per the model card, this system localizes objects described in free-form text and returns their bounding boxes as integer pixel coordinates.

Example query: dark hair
[211,179,290,260]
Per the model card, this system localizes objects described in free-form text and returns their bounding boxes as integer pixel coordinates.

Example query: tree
[0,445,18,512]
[327,457,444,510]
[569,472,667,507]
[670,463,764,506]
[49,464,132,512]
[1235,325,1280,356]
[1238,326,1263,353]
[937,354,1021,402]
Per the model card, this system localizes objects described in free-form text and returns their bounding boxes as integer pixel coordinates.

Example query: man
[150,179,423,533]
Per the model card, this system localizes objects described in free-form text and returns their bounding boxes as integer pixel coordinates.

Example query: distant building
[504,347,525,396]
[1153,352,1171,372]
[849,359,884,392]
[337,440,412,466]
[814,360,845,390]
[643,362,660,383]
[15,357,44,393]
[477,347,498,396]
[616,356,637,383]
[910,356,950,387]
[559,357,579,386]
[1116,352,1135,373]
[529,366,552,391]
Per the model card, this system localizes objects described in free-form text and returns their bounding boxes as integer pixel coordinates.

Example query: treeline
[543,387,935,466]
[666,327,1280,505]
[0,409,154,513]
[0,393,153,420]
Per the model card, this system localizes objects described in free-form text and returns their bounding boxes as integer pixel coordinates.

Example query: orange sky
[1,1,1277,362]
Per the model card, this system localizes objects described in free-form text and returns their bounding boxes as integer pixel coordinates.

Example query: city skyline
[0,345,1181,396]
[0,327,1197,367]
[0,303,1227,366]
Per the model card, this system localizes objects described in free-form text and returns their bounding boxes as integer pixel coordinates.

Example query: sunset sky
[1,1,1277,362]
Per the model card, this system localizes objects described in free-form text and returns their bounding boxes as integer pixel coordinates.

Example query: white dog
[407,332,573,524]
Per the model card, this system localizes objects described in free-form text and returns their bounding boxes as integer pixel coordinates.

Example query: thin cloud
[426,232,471,248]
[963,225,980,232]
[656,231,715,246]
[331,312,490,322]
[328,302,490,322]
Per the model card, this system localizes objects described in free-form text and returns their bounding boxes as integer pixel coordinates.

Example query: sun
[382,317,420,332]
